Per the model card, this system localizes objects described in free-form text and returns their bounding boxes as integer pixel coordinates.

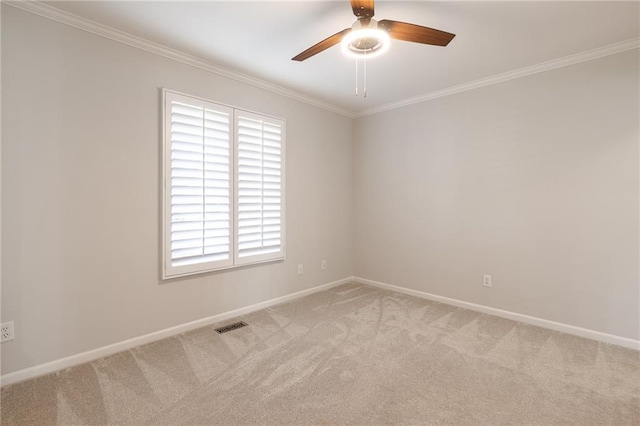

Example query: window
[163,90,285,278]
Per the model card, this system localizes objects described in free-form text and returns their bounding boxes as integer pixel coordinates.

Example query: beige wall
[354,50,639,340]
[2,4,639,378]
[1,6,353,374]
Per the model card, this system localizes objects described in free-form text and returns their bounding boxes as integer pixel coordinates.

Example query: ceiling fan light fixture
[341,20,390,59]
[291,1,455,64]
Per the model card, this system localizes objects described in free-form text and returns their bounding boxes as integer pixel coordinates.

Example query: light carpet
[1,282,639,425]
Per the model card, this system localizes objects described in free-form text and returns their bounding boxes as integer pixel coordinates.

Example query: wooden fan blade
[378,19,455,46]
[351,0,374,18]
[292,28,351,61]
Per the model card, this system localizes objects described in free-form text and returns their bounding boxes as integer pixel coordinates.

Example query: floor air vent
[215,321,248,334]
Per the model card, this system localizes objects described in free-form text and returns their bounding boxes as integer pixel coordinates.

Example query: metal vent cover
[215,321,248,334]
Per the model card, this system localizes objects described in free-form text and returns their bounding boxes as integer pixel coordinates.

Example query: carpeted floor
[1,282,639,425]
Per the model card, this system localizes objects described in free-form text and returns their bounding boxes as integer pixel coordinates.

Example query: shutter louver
[236,114,284,261]
[169,98,232,270]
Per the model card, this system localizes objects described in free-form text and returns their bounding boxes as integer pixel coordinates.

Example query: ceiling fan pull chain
[364,51,367,98]
[355,59,358,96]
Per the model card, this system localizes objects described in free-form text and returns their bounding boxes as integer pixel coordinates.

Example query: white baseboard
[354,276,640,351]
[4,275,636,387]
[0,277,352,387]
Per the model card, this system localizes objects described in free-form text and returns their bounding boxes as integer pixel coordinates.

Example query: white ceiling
[47,1,639,115]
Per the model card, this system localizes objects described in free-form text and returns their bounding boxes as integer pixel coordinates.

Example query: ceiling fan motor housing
[342,19,390,58]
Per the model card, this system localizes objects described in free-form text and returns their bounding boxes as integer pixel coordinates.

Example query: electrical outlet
[321,259,327,270]
[1,321,15,343]
[297,264,304,275]
[483,274,492,287]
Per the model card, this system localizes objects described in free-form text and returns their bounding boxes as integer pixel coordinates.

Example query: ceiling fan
[292,0,456,62]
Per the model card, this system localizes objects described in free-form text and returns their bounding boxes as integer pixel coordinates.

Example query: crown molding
[355,37,640,118]
[6,1,638,120]
[5,1,356,119]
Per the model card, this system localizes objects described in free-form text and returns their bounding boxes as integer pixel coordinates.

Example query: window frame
[162,89,286,279]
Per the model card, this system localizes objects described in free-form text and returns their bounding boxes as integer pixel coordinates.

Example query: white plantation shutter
[163,90,285,279]
[164,92,234,277]
[235,112,285,263]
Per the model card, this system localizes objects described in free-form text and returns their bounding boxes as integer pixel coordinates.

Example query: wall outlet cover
[483,275,492,287]
[1,321,15,343]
